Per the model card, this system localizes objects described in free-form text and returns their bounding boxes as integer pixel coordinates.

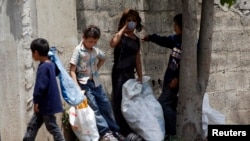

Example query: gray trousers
[23,113,65,141]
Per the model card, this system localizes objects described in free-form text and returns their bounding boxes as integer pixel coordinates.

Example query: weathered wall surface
[207,0,250,124]
[0,0,250,140]
[0,0,34,140]
[0,0,77,140]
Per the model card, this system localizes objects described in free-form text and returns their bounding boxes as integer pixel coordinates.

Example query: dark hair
[30,38,49,56]
[174,13,182,31]
[118,9,143,32]
[82,25,101,39]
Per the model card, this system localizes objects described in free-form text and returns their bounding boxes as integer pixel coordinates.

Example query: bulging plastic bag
[202,93,225,139]
[48,47,85,106]
[69,99,99,141]
[122,76,165,141]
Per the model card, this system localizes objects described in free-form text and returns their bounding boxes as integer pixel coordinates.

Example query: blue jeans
[79,80,120,136]
[23,113,65,141]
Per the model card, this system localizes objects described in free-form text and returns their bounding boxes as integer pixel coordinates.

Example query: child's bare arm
[135,51,143,83]
[69,64,78,86]
[34,103,39,113]
[169,78,179,89]
[110,23,128,48]
[97,59,105,71]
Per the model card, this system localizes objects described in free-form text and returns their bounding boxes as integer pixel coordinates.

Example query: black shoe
[113,132,126,141]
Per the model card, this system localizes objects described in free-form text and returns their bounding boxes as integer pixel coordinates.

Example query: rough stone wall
[0,0,34,140]
[207,0,250,124]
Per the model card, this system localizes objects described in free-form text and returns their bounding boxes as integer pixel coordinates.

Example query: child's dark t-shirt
[33,61,63,115]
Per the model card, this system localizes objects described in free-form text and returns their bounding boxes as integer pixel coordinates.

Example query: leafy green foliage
[62,108,80,141]
[62,108,70,129]
[220,0,237,8]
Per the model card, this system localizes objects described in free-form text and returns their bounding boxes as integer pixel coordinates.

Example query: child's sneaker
[113,132,126,141]
[126,133,143,141]
[100,131,118,141]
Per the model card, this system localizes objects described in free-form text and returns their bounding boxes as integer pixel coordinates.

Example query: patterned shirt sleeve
[70,46,80,65]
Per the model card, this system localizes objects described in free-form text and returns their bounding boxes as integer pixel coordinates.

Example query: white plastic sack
[202,93,225,139]
[69,99,99,141]
[122,76,165,141]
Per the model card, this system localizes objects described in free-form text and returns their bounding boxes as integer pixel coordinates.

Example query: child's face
[125,16,137,30]
[83,37,99,49]
[31,50,39,61]
[174,22,182,35]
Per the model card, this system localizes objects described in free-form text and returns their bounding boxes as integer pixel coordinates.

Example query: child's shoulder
[38,61,58,75]
[75,44,82,50]
[92,46,101,51]
[39,61,55,68]
[93,46,105,55]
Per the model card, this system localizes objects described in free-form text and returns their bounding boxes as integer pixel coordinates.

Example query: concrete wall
[0,0,77,140]
[0,0,34,140]
[0,0,250,140]
[207,0,250,124]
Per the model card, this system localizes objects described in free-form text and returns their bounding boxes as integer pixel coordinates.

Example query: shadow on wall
[6,0,22,40]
